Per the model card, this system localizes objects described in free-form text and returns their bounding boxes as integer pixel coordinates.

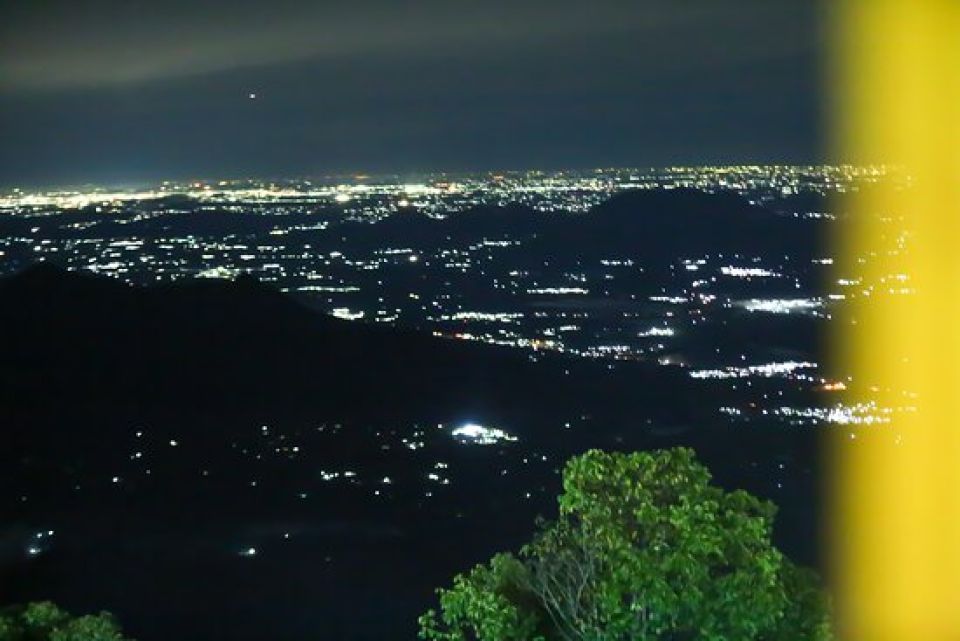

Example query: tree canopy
[419,448,832,641]
[0,602,131,641]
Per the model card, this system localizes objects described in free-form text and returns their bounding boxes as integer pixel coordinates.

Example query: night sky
[0,1,823,187]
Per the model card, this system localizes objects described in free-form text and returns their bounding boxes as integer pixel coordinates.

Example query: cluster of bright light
[451,423,518,445]
[774,402,893,425]
[590,344,633,354]
[24,530,54,557]
[0,165,889,214]
[196,266,238,280]
[526,287,589,295]
[638,326,675,337]
[402,437,425,450]
[690,360,817,380]
[0,190,169,210]
[649,295,687,304]
[741,298,823,314]
[444,331,562,353]
[0,180,463,213]
[442,311,524,323]
[331,307,365,320]
[295,285,360,293]
[720,266,780,278]
[320,470,358,481]
[819,381,848,391]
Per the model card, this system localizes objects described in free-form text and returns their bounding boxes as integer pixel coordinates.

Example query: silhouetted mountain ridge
[334,188,820,259]
[531,188,818,259]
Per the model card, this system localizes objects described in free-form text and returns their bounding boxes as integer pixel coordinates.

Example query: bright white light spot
[451,423,518,445]
[740,298,823,315]
[331,307,364,321]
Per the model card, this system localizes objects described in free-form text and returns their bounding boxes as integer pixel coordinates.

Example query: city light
[451,423,518,445]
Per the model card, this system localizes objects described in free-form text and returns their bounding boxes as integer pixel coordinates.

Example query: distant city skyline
[1,164,881,199]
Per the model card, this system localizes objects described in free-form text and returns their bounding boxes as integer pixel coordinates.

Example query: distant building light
[720,266,780,278]
[331,307,364,321]
[197,266,238,280]
[526,287,588,295]
[638,326,675,338]
[741,298,823,314]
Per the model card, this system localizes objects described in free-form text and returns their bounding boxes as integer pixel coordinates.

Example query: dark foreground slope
[0,263,712,434]
[0,266,823,641]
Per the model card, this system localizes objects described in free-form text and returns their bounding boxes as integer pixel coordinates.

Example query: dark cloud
[0,0,823,186]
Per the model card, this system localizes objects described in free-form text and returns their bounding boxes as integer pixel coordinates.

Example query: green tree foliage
[420,448,832,641]
[0,602,131,641]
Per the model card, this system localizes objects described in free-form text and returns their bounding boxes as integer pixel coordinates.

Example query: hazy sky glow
[0,0,823,186]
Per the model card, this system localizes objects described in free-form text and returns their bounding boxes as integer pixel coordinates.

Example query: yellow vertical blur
[832,1,960,639]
